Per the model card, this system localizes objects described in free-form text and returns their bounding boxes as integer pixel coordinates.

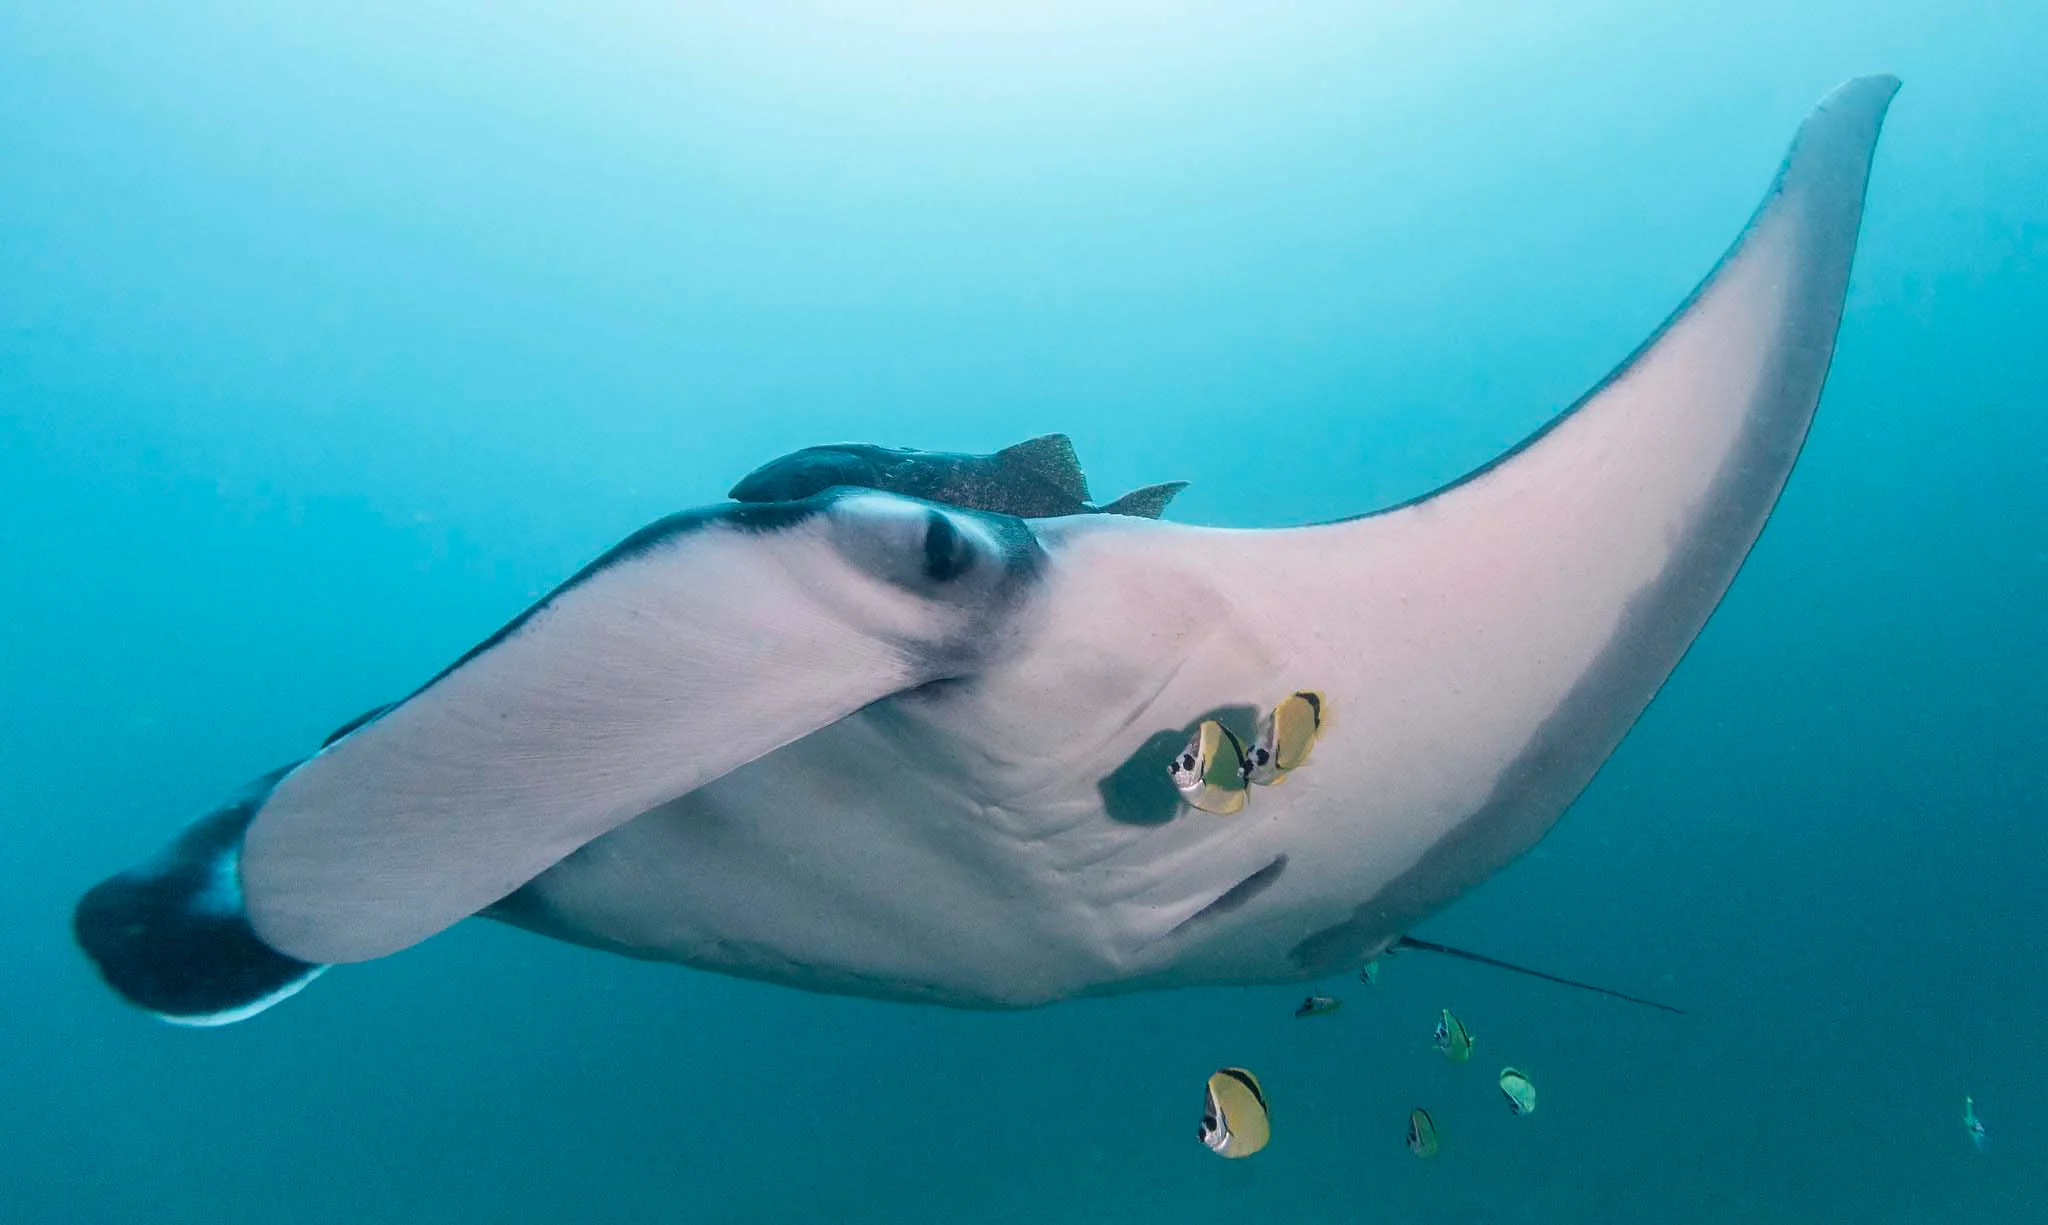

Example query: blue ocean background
[4,4,2044,1221]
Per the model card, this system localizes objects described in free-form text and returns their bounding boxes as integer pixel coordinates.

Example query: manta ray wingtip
[73,769,328,1026]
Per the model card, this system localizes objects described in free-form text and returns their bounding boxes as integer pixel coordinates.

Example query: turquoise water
[4,4,2045,1221]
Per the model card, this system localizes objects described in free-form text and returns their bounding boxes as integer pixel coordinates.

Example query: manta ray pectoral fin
[1295,75,1902,919]
[239,492,1042,966]
[1040,76,1897,965]
[73,766,328,1026]
[1393,937,1685,1015]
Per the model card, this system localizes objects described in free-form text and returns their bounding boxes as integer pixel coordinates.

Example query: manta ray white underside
[77,77,1899,1022]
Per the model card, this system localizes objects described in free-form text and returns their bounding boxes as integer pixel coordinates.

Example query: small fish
[1198,1067,1271,1158]
[1359,959,1381,987]
[1498,1067,1537,1116]
[1170,721,1250,815]
[1406,1108,1439,1159]
[1294,993,1342,1018]
[1245,691,1327,785]
[1964,1096,1987,1151]
[1432,1009,1474,1062]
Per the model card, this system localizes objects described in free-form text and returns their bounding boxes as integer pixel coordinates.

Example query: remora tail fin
[1097,481,1190,519]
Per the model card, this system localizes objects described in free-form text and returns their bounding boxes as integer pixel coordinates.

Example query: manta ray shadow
[1097,704,1258,826]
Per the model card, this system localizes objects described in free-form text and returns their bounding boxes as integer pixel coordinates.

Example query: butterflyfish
[1498,1067,1537,1116]
[1170,721,1250,815]
[1433,1009,1474,1062]
[1198,1067,1271,1158]
[1245,691,1326,785]
[1406,1108,1439,1159]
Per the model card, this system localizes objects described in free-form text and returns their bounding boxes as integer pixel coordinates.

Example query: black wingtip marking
[1394,936,1687,1016]
[73,769,322,1024]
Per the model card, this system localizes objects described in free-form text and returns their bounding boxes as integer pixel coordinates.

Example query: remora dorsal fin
[1394,936,1686,1015]
[994,434,1090,504]
[1098,480,1190,519]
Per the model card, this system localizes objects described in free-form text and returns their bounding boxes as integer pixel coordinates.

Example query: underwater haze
[4,3,2045,1222]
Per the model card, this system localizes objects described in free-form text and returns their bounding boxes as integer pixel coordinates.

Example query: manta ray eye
[922,510,976,582]
[829,496,1013,595]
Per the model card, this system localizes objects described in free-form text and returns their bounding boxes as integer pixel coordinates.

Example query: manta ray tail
[1393,936,1685,1015]
[72,767,326,1026]
[1098,481,1191,519]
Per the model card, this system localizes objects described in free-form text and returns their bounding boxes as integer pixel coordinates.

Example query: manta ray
[74,77,1898,1027]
